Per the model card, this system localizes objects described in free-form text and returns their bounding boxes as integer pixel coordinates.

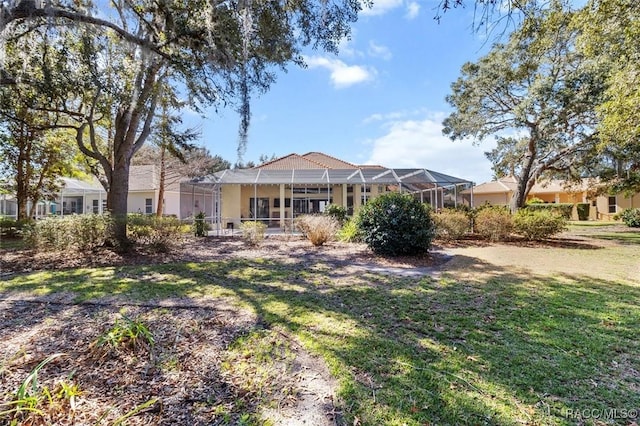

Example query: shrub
[295,214,340,246]
[240,221,267,246]
[25,214,110,250]
[0,217,21,237]
[127,214,184,251]
[357,192,435,256]
[576,203,590,221]
[193,211,208,237]
[323,204,347,225]
[433,209,470,241]
[474,206,512,241]
[337,217,362,243]
[619,208,640,227]
[527,197,545,204]
[524,203,573,219]
[513,209,567,240]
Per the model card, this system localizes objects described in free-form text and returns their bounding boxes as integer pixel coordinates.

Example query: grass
[582,232,640,245]
[1,249,639,425]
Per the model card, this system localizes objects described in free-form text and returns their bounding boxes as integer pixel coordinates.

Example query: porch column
[354,185,362,211]
[434,184,439,210]
[342,184,347,209]
[279,184,285,229]
[454,185,458,208]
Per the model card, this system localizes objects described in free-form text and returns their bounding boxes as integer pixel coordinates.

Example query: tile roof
[256,152,360,170]
[463,176,592,195]
[255,153,328,170]
[301,152,357,168]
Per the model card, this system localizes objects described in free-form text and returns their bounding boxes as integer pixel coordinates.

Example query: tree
[1,0,360,246]
[443,3,605,211]
[575,0,640,193]
[0,116,80,220]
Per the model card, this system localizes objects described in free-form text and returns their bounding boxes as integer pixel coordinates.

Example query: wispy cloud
[405,1,420,19]
[362,111,496,183]
[362,108,428,124]
[367,41,392,60]
[305,56,376,88]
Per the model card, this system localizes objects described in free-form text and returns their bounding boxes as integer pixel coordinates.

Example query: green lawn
[2,249,639,425]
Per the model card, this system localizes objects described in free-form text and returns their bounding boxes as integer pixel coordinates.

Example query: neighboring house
[1,165,186,219]
[462,176,640,220]
[185,152,472,232]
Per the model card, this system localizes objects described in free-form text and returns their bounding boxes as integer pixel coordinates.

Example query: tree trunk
[109,158,131,246]
[156,145,165,217]
[510,136,538,212]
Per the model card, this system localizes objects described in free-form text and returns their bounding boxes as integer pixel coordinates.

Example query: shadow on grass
[2,255,640,425]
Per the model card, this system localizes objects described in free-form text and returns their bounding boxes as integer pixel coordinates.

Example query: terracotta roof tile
[301,152,357,168]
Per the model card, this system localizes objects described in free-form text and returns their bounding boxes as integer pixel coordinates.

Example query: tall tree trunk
[156,145,165,217]
[510,137,538,212]
[109,157,131,245]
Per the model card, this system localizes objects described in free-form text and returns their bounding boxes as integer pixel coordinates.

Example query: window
[608,196,617,214]
[92,199,99,214]
[145,198,153,214]
[273,198,291,208]
[249,198,270,219]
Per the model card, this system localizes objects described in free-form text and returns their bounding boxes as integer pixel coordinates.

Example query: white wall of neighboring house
[128,192,157,215]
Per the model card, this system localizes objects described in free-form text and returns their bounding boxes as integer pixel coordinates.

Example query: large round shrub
[357,192,435,256]
[620,208,640,227]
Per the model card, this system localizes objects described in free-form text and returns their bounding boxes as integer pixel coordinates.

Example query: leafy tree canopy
[443,1,605,210]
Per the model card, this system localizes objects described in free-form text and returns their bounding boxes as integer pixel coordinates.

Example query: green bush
[240,221,267,246]
[323,204,347,225]
[193,211,208,237]
[127,214,184,251]
[527,197,545,204]
[619,208,640,227]
[576,203,590,221]
[474,206,512,241]
[0,217,21,237]
[357,192,435,256]
[524,203,573,219]
[513,209,567,240]
[433,209,470,241]
[295,214,340,246]
[337,217,362,243]
[25,214,110,250]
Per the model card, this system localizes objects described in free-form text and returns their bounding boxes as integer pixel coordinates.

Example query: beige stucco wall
[221,185,242,226]
[472,193,511,206]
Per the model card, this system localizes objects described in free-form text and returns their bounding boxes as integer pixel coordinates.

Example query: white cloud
[362,112,497,184]
[367,41,392,60]
[405,1,420,19]
[337,33,363,59]
[362,108,428,124]
[305,56,376,88]
[360,0,403,16]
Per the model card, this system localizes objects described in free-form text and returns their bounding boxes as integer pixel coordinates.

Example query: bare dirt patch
[0,292,342,425]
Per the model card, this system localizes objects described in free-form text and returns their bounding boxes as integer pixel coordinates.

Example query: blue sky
[188,0,504,184]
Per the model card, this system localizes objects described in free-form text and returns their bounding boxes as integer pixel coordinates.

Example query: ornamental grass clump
[513,209,567,240]
[357,192,435,256]
[295,214,340,246]
[240,221,267,246]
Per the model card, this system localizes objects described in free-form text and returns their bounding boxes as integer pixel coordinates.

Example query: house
[185,152,472,232]
[462,176,640,220]
[0,165,185,219]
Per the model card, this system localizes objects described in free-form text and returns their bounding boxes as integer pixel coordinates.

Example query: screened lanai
[182,167,473,235]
